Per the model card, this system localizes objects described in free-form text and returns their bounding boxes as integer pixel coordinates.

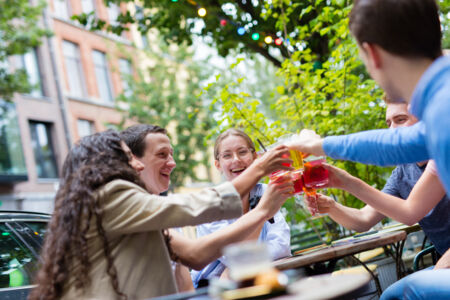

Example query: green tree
[86,0,448,239]
[116,41,216,189]
[440,0,450,48]
[74,0,353,68]
[0,0,51,101]
[206,1,391,241]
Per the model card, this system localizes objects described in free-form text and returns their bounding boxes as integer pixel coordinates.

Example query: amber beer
[289,149,304,170]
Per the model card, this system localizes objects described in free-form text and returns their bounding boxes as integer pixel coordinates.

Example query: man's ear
[214,159,222,172]
[361,42,383,69]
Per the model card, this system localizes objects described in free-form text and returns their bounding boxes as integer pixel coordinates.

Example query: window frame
[92,50,114,103]
[76,119,96,138]
[53,0,71,19]
[16,48,44,98]
[28,121,59,179]
[62,40,87,98]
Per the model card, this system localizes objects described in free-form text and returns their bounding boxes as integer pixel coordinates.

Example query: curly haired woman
[29,130,293,300]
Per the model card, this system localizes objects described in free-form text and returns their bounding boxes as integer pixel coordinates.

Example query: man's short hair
[120,124,167,157]
[383,94,406,105]
[349,0,442,60]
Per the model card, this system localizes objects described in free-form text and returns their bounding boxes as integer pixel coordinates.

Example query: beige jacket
[62,179,242,300]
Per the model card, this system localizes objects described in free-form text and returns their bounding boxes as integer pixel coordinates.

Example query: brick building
[0,0,140,213]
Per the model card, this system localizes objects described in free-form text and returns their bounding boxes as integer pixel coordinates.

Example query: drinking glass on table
[223,241,272,285]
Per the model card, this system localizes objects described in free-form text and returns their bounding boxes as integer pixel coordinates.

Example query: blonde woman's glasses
[219,148,253,161]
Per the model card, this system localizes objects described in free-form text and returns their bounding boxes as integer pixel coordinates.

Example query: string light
[264,36,273,44]
[198,7,207,17]
[251,33,260,41]
[237,27,246,36]
[178,1,285,47]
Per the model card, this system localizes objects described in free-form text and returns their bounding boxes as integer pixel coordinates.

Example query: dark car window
[0,224,38,288]
[9,222,48,255]
[24,222,47,240]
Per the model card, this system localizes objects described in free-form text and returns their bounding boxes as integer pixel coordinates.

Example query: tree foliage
[91,0,448,237]
[116,41,216,189]
[206,1,391,238]
[0,0,51,101]
[440,0,450,49]
[78,0,449,66]
[75,0,354,68]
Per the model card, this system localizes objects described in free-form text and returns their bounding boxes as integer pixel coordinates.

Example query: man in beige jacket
[120,124,294,293]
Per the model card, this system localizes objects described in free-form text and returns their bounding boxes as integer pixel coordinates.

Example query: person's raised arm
[323,163,445,225]
[305,194,385,232]
[169,178,294,270]
[287,124,429,166]
[230,145,292,198]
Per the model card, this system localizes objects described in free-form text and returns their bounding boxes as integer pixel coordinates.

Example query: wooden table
[273,231,406,270]
[273,230,407,296]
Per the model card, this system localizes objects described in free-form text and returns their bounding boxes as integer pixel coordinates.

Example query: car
[0,211,50,300]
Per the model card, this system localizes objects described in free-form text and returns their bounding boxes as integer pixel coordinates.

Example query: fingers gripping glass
[218,148,254,161]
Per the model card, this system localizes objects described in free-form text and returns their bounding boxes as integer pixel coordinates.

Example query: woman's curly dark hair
[29,130,145,300]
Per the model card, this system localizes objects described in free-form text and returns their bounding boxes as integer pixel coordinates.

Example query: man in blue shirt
[287,0,450,299]
[309,102,450,256]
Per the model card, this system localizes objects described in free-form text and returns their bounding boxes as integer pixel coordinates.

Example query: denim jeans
[380,268,450,300]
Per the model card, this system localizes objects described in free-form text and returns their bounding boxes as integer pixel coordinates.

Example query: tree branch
[246,42,282,68]
[232,102,270,143]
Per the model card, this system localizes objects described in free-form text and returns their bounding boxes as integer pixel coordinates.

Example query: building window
[135,5,149,49]
[53,0,70,19]
[81,0,96,14]
[81,0,96,28]
[0,100,27,182]
[16,49,43,97]
[92,50,113,102]
[29,121,58,179]
[141,34,149,49]
[107,3,120,26]
[118,58,132,96]
[62,41,86,98]
[77,119,95,138]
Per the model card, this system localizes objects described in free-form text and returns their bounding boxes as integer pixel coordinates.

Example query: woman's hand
[253,145,293,176]
[285,129,325,156]
[304,193,335,214]
[255,174,294,220]
[321,163,356,190]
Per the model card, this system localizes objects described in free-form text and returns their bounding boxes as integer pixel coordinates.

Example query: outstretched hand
[304,193,335,214]
[253,145,293,176]
[321,163,355,190]
[285,129,325,156]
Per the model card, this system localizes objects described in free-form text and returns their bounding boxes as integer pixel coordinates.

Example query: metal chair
[412,245,437,272]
